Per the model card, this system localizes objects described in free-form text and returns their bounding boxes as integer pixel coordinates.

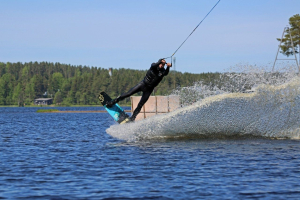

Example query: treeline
[0,62,221,106]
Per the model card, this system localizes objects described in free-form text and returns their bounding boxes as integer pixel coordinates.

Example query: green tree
[79,92,87,105]
[0,74,14,105]
[54,91,63,104]
[24,80,35,105]
[0,62,6,78]
[50,72,64,95]
[12,83,24,106]
[0,78,5,105]
[277,14,300,59]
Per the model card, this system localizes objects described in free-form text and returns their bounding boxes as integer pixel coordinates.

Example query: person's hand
[166,63,172,67]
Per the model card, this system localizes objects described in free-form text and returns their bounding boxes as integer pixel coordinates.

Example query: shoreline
[40,110,131,113]
[0,104,131,108]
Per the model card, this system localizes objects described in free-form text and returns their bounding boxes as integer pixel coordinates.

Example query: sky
[1,0,300,73]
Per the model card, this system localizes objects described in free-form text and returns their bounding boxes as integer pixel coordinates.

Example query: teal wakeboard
[98,92,130,124]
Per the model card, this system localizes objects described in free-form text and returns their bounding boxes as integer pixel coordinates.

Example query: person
[106,58,172,121]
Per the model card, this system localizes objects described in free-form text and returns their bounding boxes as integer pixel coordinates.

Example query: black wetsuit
[117,59,170,120]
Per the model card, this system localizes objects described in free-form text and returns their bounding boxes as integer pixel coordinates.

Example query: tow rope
[165,0,221,63]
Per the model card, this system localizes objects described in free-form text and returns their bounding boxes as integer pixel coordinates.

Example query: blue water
[1,107,300,199]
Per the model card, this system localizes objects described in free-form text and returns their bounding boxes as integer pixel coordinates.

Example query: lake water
[1,107,300,199]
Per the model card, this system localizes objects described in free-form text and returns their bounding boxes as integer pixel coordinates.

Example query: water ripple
[0,107,300,199]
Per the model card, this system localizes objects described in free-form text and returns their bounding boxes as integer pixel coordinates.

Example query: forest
[0,62,221,106]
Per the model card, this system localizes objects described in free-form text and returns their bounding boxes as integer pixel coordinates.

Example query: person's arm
[163,63,172,76]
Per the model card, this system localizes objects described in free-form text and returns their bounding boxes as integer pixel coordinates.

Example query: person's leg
[129,88,153,121]
[106,81,144,107]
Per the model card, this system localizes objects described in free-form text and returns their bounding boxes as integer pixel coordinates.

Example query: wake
[106,64,300,141]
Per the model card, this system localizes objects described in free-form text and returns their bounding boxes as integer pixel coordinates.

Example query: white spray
[107,64,300,141]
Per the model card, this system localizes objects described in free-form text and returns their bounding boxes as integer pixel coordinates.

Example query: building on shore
[34,98,53,105]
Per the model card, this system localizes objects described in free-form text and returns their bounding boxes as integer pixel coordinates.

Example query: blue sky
[1,0,299,73]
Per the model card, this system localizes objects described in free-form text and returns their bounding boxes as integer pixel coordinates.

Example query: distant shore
[0,104,131,108]
[36,109,131,113]
[39,110,131,113]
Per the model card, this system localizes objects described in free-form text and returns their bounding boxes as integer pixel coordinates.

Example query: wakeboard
[98,92,130,124]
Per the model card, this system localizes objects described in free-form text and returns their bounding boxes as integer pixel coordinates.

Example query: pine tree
[277,14,300,60]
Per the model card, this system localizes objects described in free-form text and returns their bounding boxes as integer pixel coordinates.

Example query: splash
[106,64,300,141]
[172,63,298,106]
